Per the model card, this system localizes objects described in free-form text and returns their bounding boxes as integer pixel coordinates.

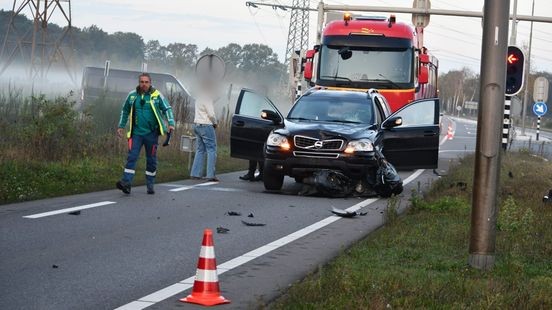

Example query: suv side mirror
[261,109,282,124]
[383,116,403,129]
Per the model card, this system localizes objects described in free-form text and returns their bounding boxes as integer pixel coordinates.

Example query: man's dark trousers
[122,131,159,188]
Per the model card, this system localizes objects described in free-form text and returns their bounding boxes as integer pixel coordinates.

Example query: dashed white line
[23,201,117,219]
[197,187,245,192]
[169,181,218,192]
[23,182,221,219]
[115,169,425,310]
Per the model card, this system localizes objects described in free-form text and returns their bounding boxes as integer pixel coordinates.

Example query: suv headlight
[344,139,374,153]
[267,133,290,150]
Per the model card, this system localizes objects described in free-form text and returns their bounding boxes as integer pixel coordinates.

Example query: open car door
[230,89,283,161]
[382,98,440,169]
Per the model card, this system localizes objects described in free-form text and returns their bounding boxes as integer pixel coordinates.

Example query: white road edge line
[23,201,117,219]
[115,169,425,310]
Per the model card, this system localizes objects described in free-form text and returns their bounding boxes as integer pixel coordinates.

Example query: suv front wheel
[263,163,284,190]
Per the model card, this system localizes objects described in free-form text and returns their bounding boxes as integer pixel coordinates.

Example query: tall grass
[272,152,552,309]
[0,88,245,204]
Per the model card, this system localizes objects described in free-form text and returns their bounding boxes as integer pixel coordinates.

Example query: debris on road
[374,158,403,197]
[68,211,81,216]
[303,170,353,198]
[297,154,403,198]
[331,207,367,218]
[216,226,230,234]
[247,213,254,218]
[241,220,266,226]
[226,211,242,216]
[52,264,59,269]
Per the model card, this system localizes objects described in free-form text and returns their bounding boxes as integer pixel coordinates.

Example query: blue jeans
[121,131,159,187]
[191,124,217,178]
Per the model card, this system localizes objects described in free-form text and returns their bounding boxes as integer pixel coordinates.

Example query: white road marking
[23,201,116,219]
[158,184,188,187]
[169,181,218,192]
[169,186,193,192]
[197,187,245,192]
[115,169,425,310]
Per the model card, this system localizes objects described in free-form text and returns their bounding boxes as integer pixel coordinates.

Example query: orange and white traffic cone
[447,124,454,140]
[180,229,230,306]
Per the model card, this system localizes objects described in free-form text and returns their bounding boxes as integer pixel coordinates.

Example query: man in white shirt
[190,81,219,181]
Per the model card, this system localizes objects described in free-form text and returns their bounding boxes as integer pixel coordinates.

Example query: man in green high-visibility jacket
[116,73,175,195]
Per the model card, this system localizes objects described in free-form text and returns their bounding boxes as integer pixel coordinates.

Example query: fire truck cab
[303,13,438,112]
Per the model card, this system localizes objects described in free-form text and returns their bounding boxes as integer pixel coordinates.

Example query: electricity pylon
[285,0,310,64]
[0,0,76,83]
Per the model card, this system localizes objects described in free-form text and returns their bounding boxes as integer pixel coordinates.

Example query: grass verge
[271,151,552,309]
[0,145,246,204]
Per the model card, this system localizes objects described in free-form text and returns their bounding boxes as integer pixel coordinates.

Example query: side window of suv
[238,91,277,119]
[395,99,437,126]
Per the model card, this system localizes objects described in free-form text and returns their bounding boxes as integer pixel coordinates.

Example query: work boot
[239,173,254,181]
[116,180,131,194]
[147,184,155,195]
[252,174,263,182]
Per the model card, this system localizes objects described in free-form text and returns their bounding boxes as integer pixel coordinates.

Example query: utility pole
[521,0,535,136]
[0,0,76,83]
[468,0,510,271]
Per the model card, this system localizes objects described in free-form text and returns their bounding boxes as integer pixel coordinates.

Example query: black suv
[230,88,440,193]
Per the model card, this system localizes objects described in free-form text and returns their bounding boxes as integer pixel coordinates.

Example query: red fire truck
[303,13,438,112]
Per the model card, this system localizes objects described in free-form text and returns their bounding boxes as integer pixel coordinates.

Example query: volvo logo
[314,141,324,149]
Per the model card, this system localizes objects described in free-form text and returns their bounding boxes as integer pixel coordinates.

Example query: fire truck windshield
[318,45,413,88]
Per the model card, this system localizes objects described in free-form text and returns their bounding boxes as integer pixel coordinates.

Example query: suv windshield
[288,94,375,124]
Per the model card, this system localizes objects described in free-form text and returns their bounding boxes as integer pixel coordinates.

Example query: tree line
[0,10,285,83]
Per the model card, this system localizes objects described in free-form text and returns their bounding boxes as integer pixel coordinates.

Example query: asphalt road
[1,119,476,310]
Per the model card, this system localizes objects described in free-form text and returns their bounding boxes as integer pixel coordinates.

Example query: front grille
[293,151,340,159]
[294,135,344,151]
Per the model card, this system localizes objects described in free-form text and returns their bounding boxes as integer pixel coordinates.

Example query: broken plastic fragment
[216,226,230,234]
[331,207,357,218]
[68,211,81,216]
[331,207,367,217]
[226,211,242,216]
[241,220,266,226]
[247,213,254,218]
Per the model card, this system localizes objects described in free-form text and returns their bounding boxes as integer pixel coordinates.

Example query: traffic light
[505,46,525,96]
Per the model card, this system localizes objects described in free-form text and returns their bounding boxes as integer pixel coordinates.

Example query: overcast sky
[3,0,552,74]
